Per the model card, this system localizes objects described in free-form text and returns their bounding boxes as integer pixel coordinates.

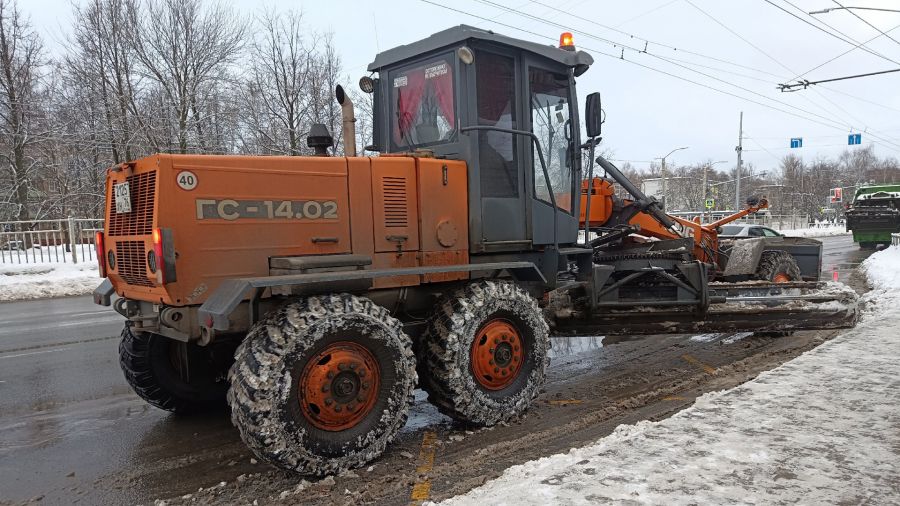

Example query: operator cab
[365,25,594,253]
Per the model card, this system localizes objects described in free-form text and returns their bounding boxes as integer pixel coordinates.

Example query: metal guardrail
[0,218,103,265]
[892,233,900,247]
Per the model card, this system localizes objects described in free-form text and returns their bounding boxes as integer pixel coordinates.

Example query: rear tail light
[95,231,107,278]
[152,228,177,285]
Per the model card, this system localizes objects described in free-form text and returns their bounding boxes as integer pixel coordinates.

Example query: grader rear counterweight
[93,25,857,475]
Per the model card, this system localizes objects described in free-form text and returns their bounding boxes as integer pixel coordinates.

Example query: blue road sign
[790,137,803,148]
[848,133,862,145]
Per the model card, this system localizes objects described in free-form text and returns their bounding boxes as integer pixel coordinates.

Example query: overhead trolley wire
[528,0,788,79]
[787,23,900,82]
[831,0,900,49]
[763,0,900,67]
[684,0,872,131]
[476,0,900,150]
[682,0,898,149]
[416,0,900,153]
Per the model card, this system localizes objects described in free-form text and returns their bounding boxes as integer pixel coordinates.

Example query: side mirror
[585,92,603,138]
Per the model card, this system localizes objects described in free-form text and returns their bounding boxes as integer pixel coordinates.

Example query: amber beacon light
[559,32,575,50]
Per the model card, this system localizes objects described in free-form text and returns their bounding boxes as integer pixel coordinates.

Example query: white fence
[0,219,103,265]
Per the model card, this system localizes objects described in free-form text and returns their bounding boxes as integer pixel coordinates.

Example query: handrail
[460,125,559,250]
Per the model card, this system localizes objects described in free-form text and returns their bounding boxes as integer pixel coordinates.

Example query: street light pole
[657,146,688,210]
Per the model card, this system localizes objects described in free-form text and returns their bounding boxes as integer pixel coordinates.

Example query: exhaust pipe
[335,85,356,157]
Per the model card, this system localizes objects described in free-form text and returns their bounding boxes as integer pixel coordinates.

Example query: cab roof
[367,24,594,72]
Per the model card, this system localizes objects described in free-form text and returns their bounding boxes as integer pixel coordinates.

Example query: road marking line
[0,347,69,360]
[548,399,583,406]
[662,396,688,401]
[0,335,118,355]
[409,430,438,505]
[681,354,717,375]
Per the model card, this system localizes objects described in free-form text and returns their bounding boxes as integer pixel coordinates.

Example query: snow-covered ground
[779,224,849,238]
[0,260,101,301]
[441,246,900,505]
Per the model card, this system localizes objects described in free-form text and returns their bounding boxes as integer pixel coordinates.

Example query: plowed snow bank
[441,246,900,505]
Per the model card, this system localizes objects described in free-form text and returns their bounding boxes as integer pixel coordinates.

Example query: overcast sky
[21,0,900,173]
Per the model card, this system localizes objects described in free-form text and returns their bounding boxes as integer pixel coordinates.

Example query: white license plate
[114,182,132,213]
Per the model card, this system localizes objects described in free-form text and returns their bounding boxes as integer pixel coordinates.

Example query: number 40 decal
[177,171,198,191]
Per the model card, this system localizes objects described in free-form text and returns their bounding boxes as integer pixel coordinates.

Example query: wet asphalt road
[0,235,873,505]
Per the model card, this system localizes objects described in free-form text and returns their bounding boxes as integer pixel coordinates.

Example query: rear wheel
[417,281,550,425]
[755,250,801,283]
[119,325,231,413]
[227,294,416,475]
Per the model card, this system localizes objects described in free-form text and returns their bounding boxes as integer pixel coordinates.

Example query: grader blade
[551,282,859,337]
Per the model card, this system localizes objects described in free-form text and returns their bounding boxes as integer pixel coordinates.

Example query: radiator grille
[382,176,408,228]
[108,171,156,236]
[116,241,154,287]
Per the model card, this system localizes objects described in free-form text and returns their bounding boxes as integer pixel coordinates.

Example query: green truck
[845,184,900,248]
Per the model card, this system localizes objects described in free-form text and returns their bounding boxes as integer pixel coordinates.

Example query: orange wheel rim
[298,342,380,431]
[470,319,524,390]
[773,273,791,283]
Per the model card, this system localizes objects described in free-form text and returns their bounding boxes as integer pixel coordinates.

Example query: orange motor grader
[93,26,856,475]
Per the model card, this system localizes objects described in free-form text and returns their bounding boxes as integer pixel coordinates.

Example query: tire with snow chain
[227,294,417,475]
[417,280,550,426]
[119,325,231,414]
[754,250,802,283]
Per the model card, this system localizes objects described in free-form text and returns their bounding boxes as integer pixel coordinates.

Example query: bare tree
[129,0,245,153]
[68,0,143,162]
[0,0,44,221]
[247,9,315,156]
[305,33,343,152]
[352,86,375,154]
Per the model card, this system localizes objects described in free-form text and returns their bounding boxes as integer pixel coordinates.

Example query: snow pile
[779,225,849,238]
[0,260,100,301]
[861,244,900,293]
[441,246,900,505]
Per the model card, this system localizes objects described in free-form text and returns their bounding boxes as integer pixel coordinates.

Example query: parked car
[1,240,25,250]
[718,224,783,238]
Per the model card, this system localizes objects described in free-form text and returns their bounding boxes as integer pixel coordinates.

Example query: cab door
[472,49,528,247]
[526,61,580,246]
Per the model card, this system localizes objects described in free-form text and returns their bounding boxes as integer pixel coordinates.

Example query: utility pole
[661,157,667,210]
[735,111,743,211]
[657,146,689,211]
[702,163,707,220]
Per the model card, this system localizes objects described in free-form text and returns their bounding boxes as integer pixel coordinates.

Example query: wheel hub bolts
[334,377,355,396]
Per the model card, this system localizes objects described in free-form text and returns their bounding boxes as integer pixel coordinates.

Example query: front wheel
[227,294,417,475]
[417,281,550,425]
[755,250,801,283]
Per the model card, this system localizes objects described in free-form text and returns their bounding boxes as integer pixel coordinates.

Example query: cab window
[530,67,574,213]
[476,52,519,198]
[762,228,781,237]
[389,54,456,150]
